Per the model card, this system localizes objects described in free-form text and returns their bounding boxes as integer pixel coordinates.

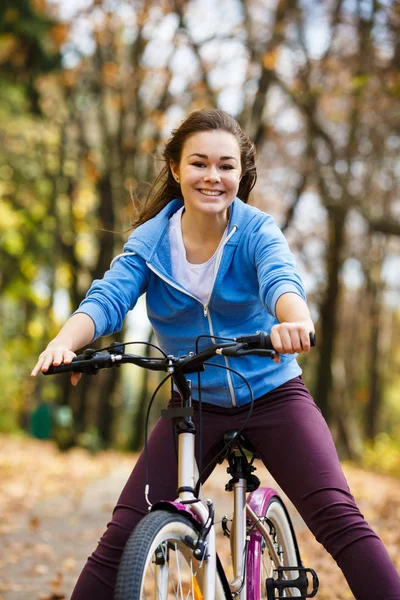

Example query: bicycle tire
[247,496,302,599]
[115,509,228,600]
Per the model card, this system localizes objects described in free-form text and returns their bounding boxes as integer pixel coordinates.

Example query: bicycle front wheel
[115,509,209,600]
[248,496,302,599]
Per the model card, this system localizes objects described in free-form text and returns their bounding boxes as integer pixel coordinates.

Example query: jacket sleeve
[250,215,306,318]
[73,252,150,340]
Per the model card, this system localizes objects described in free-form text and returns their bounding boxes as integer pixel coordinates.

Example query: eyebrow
[188,153,238,161]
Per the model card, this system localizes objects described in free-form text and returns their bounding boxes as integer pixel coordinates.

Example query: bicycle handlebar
[43,332,316,377]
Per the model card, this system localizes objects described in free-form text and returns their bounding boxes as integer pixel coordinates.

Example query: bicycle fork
[230,476,247,600]
[161,401,218,600]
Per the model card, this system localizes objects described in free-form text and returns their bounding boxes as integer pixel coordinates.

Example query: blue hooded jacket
[75,198,306,407]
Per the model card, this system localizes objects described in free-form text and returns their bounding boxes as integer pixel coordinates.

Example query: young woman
[31,109,400,599]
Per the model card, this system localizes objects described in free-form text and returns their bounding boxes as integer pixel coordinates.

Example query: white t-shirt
[168,207,228,305]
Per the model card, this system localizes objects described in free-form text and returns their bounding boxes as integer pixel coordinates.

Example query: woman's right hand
[30,314,95,386]
[31,344,82,386]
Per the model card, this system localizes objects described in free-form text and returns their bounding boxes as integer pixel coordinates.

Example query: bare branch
[172,0,217,107]
[363,214,400,237]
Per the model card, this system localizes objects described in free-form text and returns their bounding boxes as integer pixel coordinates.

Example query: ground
[0,434,399,599]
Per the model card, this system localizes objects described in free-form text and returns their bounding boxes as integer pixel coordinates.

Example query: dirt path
[1,438,399,600]
[0,463,134,600]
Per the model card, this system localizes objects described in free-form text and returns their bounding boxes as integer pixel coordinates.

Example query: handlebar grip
[237,331,316,350]
[43,352,113,376]
[43,360,83,375]
[260,332,316,350]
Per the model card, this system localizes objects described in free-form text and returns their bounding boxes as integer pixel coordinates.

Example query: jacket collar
[126,197,256,270]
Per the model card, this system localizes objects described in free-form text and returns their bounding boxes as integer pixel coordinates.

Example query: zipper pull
[204,304,208,317]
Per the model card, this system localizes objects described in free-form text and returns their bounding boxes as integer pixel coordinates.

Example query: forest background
[1,0,399,473]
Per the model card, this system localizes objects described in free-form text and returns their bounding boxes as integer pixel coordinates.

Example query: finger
[279,327,294,354]
[62,351,76,365]
[41,353,56,372]
[52,350,64,366]
[31,357,45,377]
[300,329,311,352]
[289,329,302,353]
[270,326,284,354]
[273,353,281,364]
[71,372,82,386]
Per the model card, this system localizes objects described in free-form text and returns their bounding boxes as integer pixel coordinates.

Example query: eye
[221,164,235,170]
[191,162,206,168]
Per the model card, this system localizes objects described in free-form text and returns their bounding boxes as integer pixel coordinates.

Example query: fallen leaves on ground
[1,435,399,599]
[0,434,133,534]
[0,434,135,600]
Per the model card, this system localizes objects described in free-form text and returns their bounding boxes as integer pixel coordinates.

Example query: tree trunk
[313,206,347,421]
[365,271,382,440]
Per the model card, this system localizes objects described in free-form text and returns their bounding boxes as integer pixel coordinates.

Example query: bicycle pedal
[265,566,319,599]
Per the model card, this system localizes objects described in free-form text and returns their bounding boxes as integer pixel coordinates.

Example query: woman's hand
[31,344,82,386]
[270,320,314,364]
[30,313,95,386]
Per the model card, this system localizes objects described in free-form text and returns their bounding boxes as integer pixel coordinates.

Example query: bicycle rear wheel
[247,496,302,599]
[115,509,225,600]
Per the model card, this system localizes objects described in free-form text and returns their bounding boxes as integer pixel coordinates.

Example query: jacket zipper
[146,224,239,407]
[203,226,238,407]
[203,225,238,317]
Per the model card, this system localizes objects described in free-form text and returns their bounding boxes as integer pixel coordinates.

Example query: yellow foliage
[20,258,38,281]
[49,24,69,47]
[102,61,119,85]
[0,164,13,180]
[84,159,101,183]
[0,34,18,62]
[140,138,156,154]
[30,202,47,222]
[56,264,73,288]
[75,237,96,265]
[262,49,278,70]
[3,231,24,255]
[351,74,369,90]
[27,320,45,339]
[0,200,22,230]
[362,433,400,478]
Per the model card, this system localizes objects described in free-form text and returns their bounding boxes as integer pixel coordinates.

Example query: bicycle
[44,331,319,600]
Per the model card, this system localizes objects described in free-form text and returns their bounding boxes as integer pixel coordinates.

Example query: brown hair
[132,108,257,228]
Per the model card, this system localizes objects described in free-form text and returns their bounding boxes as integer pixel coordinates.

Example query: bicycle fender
[247,487,279,517]
[150,500,203,528]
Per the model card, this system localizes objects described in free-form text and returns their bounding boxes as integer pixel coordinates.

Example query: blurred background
[1,0,399,472]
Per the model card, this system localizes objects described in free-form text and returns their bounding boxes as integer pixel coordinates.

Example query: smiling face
[170,130,242,220]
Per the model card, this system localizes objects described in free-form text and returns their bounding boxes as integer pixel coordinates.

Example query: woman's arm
[271,292,315,361]
[31,251,150,385]
[30,312,95,385]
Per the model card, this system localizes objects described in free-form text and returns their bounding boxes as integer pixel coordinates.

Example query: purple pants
[71,377,400,599]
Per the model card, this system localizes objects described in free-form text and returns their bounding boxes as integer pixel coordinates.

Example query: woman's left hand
[270,320,314,364]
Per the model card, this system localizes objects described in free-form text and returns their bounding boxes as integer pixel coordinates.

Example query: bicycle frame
[149,389,282,600]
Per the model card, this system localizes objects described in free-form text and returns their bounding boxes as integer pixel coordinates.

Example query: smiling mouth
[198,189,224,196]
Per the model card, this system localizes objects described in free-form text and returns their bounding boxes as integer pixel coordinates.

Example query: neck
[181,207,229,243]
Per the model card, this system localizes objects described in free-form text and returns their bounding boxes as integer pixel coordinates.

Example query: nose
[204,167,221,183]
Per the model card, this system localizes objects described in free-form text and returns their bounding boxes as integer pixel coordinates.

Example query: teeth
[199,190,223,196]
